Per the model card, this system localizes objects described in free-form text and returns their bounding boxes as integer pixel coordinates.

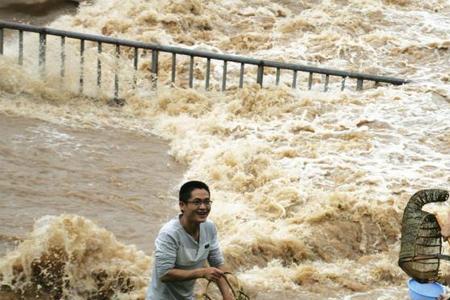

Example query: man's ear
[179,201,185,213]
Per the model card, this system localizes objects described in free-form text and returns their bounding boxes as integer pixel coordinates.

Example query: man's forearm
[161,268,204,282]
[217,266,234,300]
[217,276,234,299]
[161,266,233,299]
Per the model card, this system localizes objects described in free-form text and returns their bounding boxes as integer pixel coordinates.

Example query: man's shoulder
[202,219,217,232]
[159,216,182,237]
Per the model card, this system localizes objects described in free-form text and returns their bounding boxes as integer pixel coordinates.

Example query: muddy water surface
[0,0,77,25]
[0,113,184,255]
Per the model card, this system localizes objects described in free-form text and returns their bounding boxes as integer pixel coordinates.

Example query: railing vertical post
[292,70,297,88]
[275,67,280,86]
[189,55,194,88]
[205,58,210,90]
[341,76,346,91]
[239,63,244,88]
[0,28,3,55]
[115,44,120,98]
[18,30,23,65]
[151,50,159,89]
[39,32,46,77]
[256,63,264,87]
[357,78,363,91]
[60,37,65,82]
[132,47,138,89]
[79,39,85,94]
[171,53,176,84]
[324,74,329,92]
[308,72,313,90]
[97,42,102,88]
[222,60,227,91]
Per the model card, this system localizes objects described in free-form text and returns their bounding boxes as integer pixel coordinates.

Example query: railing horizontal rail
[0,20,409,86]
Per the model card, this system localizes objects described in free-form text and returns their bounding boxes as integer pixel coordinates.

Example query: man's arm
[162,266,233,300]
[216,265,234,300]
[436,210,450,241]
[207,222,233,299]
[154,232,224,283]
[160,267,224,283]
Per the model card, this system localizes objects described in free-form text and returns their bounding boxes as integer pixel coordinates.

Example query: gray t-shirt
[146,216,225,300]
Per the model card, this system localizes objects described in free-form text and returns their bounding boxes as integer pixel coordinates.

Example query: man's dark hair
[179,181,210,203]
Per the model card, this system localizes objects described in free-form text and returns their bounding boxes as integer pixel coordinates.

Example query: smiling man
[146,181,233,300]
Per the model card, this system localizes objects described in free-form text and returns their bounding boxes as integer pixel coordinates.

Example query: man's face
[180,188,211,224]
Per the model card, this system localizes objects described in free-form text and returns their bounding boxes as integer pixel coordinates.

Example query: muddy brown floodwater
[0,113,185,256]
[1,0,449,298]
[0,0,78,25]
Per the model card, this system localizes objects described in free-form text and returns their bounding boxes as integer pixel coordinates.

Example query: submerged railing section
[0,20,409,100]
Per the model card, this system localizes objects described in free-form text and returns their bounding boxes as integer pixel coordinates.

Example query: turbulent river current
[0,0,450,299]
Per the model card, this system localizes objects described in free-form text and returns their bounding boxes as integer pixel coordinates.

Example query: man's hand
[202,267,224,282]
[436,210,450,239]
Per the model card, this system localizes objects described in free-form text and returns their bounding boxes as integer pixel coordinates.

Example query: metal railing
[0,20,409,99]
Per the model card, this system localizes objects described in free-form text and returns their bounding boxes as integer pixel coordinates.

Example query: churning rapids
[0,0,450,299]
